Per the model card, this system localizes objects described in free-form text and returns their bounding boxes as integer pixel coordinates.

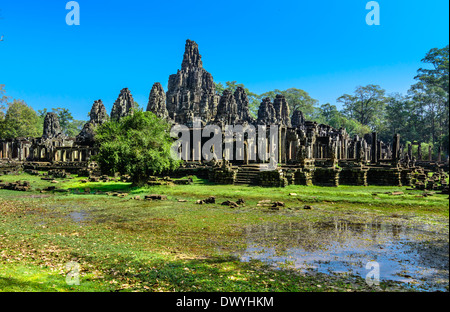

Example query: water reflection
[236,219,449,291]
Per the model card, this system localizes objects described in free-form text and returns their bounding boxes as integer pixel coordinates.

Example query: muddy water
[236,219,449,291]
[68,210,90,223]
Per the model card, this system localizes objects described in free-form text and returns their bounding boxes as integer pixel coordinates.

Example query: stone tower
[76,100,109,146]
[234,87,255,124]
[42,112,64,139]
[146,82,168,119]
[216,89,239,125]
[111,88,135,121]
[291,110,305,129]
[166,39,220,126]
[273,94,291,127]
[257,98,277,125]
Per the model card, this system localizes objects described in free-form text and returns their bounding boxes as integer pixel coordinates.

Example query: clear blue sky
[0,0,448,121]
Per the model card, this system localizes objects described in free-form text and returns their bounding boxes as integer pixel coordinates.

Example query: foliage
[0,98,41,139]
[380,94,414,142]
[0,84,9,120]
[402,141,442,160]
[94,111,181,184]
[313,103,371,137]
[408,45,449,154]
[215,82,225,95]
[415,45,449,93]
[338,84,387,128]
[1,85,41,138]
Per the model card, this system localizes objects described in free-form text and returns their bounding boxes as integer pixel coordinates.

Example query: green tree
[410,45,449,154]
[415,45,449,95]
[94,111,180,185]
[338,84,386,129]
[52,108,73,131]
[315,103,339,124]
[215,82,225,95]
[0,84,9,121]
[382,93,414,142]
[133,101,143,112]
[0,100,41,139]
[315,103,371,137]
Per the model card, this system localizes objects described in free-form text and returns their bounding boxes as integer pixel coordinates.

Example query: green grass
[0,263,112,292]
[57,175,449,216]
[0,172,448,292]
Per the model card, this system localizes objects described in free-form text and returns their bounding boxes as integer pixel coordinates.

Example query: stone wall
[400,168,414,187]
[312,167,341,187]
[367,167,402,186]
[23,161,91,174]
[339,168,368,186]
[0,161,23,175]
[258,170,288,187]
[208,166,236,184]
[294,169,313,186]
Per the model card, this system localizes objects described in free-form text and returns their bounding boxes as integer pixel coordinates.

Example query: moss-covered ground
[0,173,448,292]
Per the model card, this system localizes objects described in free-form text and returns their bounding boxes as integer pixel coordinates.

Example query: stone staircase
[234,165,261,185]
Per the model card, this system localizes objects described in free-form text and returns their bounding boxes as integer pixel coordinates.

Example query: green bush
[94,111,180,185]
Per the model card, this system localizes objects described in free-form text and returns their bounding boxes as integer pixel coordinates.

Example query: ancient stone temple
[165,39,220,126]
[0,94,128,168]
[1,39,448,189]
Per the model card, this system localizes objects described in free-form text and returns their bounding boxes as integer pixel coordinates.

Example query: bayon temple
[1,40,448,190]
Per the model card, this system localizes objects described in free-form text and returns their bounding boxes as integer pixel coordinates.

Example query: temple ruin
[1,39,448,190]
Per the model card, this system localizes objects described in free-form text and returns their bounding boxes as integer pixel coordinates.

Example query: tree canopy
[338,84,387,129]
[0,85,41,139]
[313,103,371,138]
[94,111,181,185]
[408,45,449,153]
